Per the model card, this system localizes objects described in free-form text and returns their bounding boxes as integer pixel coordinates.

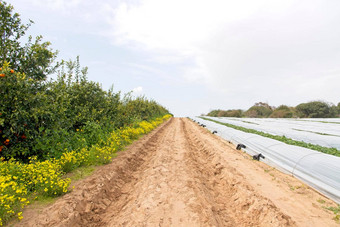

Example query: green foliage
[201,117,340,157]
[206,102,274,118]
[207,109,243,117]
[0,0,30,62]
[0,61,169,161]
[207,109,222,117]
[0,2,171,224]
[325,204,340,222]
[0,1,59,80]
[0,115,171,226]
[0,1,170,162]
[296,101,337,118]
[122,96,170,121]
[245,102,273,118]
[219,109,243,117]
[269,105,294,118]
[0,62,46,160]
[276,105,291,111]
[205,101,340,119]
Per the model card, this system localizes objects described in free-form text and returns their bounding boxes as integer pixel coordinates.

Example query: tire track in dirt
[101,118,214,226]
[184,119,339,227]
[16,118,174,227]
[181,119,295,226]
[16,118,337,226]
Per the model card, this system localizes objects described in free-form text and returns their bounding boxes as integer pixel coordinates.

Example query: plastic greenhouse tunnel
[191,117,340,204]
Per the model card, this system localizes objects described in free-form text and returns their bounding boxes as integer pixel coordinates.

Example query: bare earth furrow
[16,118,338,227]
[182,119,295,226]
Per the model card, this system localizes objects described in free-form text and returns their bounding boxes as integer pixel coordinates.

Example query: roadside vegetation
[200,117,340,157]
[326,204,340,222]
[0,1,171,225]
[207,101,340,118]
[0,115,171,226]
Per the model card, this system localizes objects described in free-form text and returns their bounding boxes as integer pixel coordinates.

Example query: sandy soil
[15,118,338,227]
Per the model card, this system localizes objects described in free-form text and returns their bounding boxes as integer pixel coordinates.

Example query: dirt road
[17,118,338,227]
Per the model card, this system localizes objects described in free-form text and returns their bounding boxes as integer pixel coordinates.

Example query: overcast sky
[9,0,340,116]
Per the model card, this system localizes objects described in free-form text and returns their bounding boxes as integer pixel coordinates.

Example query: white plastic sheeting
[205,117,340,150]
[192,117,340,204]
[301,118,340,123]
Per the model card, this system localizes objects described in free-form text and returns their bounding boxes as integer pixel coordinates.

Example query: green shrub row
[207,101,340,118]
[0,1,171,162]
[0,115,171,226]
[0,62,170,161]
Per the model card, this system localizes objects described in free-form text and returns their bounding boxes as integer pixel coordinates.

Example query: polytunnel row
[206,116,340,150]
[191,117,340,204]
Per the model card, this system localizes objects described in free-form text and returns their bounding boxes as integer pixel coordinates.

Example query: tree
[295,101,337,118]
[245,102,273,118]
[0,0,59,80]
[207,110,222,117]
[217,109,243,117]
[269,105,294,118]
[254,102,273,110]
[207,109,243,117]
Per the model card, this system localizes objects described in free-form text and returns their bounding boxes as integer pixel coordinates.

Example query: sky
[9,0,340,116]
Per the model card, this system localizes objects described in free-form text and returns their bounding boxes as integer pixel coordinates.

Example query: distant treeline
[206,101,340,118]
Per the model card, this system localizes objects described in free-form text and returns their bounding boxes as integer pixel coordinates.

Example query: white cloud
[109,0,292,52]
[132,86,143,94]
[31,0,81,11]
[106,0,340,106]
[23,0,112,27]
[11,0,340,115]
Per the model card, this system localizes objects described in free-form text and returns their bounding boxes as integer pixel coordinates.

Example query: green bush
[207,109,222,117]
[207,109,243,117]
[245,102,273,118]
[296,101,337,118]
[0,1,59,80]
[269,105,294,118]
[218,109,243,117]
[0,64,170,161]
[0,0,171,162]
